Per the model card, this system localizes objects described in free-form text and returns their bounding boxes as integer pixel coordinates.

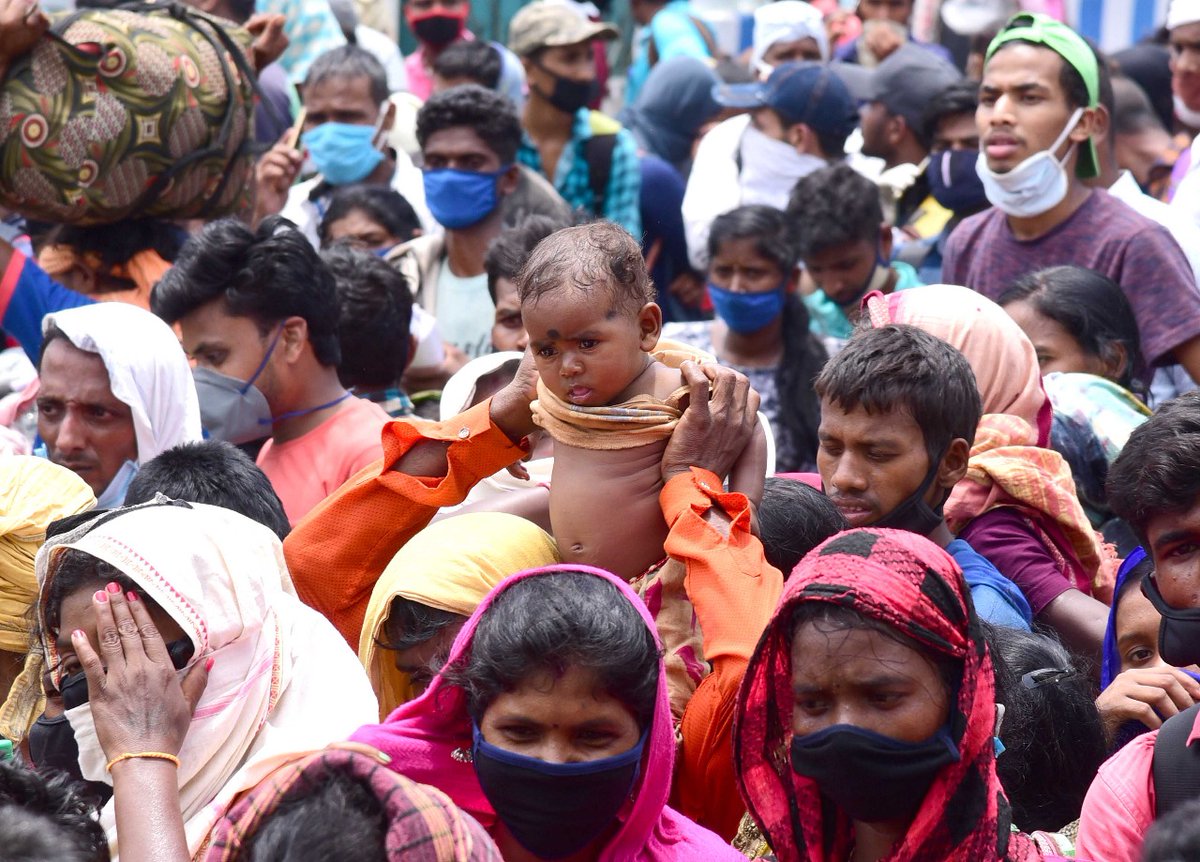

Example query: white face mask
[739,124,827,209]
[975,107,1084,218]
[1175,94,1200,130]
[96,459,139,508]
[66,701,112,787]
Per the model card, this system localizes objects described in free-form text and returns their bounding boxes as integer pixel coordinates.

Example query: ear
[888,114,909,147]
[1068,106,1100,144]
[1093,104,1112,139]
[279,316,310,364]
[937,437,971,489]
[379,100,396,135]
[878,225,893,261]
[787,122,809,152]
[637,302,663,351]
[1101,341,1129,382]
[498,163,521,196]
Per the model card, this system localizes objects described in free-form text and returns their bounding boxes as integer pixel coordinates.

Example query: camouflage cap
[508,1,619,57]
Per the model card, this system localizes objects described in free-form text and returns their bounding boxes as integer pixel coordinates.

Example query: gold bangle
[105,751,181,773]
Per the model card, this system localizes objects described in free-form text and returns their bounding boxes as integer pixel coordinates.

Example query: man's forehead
[423,126,495,159]
[983,42,1065,83]
[39,342,123,405]
[305,74,376,107]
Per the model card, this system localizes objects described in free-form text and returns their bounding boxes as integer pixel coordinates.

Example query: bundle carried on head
[0,1,258,224]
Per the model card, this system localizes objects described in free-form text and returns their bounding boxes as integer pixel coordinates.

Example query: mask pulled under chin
[976,107,1083,218]
[790,723,960,823]
[66,701,113,787]
[872,453,947,536]
[471,724,646,860]
[1175,94,1200,130]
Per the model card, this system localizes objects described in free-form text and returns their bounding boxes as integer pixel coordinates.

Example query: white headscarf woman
[41,303,203,506]
[35,500,378,857]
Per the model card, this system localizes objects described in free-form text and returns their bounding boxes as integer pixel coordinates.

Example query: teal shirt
[803,261,923,343]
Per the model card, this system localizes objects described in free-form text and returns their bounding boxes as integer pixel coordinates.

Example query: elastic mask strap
[1050,107,1085,163]
[242,326,285,395]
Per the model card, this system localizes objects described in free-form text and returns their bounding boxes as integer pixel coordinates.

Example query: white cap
[752,1,829,67]
[1168,0,1200,30]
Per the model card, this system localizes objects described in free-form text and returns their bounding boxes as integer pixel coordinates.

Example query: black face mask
[1143,576,1200,667]
[790,723,960,823]
[410,13,463,47]
[27,671,113,805]
[472,724,646,860]
[534,65,599,115]
[873,449,948,536]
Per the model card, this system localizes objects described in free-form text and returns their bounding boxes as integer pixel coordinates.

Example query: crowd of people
[2,0,1200,859]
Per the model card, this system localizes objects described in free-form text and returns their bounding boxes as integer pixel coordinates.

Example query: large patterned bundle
[0,2,256,224]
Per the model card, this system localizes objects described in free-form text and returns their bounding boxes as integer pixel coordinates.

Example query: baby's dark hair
[516,222,654,318]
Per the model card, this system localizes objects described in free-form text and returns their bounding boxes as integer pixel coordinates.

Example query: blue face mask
[422,166,509,229]
[707,282,787,334]
[301,122,385,185]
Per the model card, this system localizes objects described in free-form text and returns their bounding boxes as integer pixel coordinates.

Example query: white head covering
[1169,0,1200,29]
[41,303,202,465]
[36,500,378,856]
[752,0,829,67]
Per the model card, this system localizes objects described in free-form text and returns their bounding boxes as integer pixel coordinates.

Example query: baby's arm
[727,419,767,507]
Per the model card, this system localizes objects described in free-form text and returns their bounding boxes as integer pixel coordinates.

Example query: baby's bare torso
[550,361,684,578]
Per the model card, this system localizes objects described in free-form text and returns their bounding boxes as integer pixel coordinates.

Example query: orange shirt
[283,407,781,840]
[258,396,391,525]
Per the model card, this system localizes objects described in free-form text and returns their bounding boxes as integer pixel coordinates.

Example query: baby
[517,222,766,580]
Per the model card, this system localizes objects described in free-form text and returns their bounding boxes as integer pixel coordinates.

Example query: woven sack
[0,1,257,224]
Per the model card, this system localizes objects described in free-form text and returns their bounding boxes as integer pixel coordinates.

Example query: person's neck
[716,316,785,365]
[270,364,350,444]
[885,140,927,171]
[1004,181,1091,241]
[1090,151,1122,190]
[523,93,575,140]
[927,520,955,549]
[851,818,909,862]
[493,823,603,862]
[445,210,505,278]
[363,153,396,188]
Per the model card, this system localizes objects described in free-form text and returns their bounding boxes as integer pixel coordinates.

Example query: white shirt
[1110,169,1200,283]
[281,149,435,248]
[1171,144,1200,235]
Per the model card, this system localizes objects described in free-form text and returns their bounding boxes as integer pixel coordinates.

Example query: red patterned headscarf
[733,528,1044,862]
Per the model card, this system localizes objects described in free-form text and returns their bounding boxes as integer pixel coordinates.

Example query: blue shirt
[947,538,1033,631]
[1,253,93,364]
[517,109,642,237]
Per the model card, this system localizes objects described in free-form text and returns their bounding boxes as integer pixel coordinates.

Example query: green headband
[986,12,1099,107]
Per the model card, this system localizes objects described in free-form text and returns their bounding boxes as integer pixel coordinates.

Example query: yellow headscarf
[358,513,560,720]
[0,457,95,740]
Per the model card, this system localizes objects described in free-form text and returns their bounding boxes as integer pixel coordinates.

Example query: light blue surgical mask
[302,122,385,185]
[707,282,787,333]
[422,166,510,229]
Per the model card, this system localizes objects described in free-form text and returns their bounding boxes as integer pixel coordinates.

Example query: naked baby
[517,222,766,579]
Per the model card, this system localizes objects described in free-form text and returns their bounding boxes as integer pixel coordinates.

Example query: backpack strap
[582,132,618,219]
[1153,702,1200,818]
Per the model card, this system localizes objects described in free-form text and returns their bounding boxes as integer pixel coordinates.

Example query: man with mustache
[813,323,1033,631]
[942,13,1200,388]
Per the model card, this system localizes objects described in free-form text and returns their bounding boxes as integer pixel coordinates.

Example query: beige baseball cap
[508,1,619,57]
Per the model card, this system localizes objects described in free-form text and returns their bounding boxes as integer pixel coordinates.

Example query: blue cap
[713,61,859,139]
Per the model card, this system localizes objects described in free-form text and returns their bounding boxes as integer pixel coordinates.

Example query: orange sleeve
[283,400,529,647]
[661,467,783,840]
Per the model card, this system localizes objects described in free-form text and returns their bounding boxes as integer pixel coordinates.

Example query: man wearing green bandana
[942,13,1200,388]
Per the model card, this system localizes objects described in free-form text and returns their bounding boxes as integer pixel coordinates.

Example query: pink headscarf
[865,285,1053,447]
[351,563,742,862]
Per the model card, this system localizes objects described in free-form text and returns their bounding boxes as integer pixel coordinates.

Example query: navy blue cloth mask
[926,149,989,215]
[472,723,647,860]
[423,166,509,230]
[707,283,787,334]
